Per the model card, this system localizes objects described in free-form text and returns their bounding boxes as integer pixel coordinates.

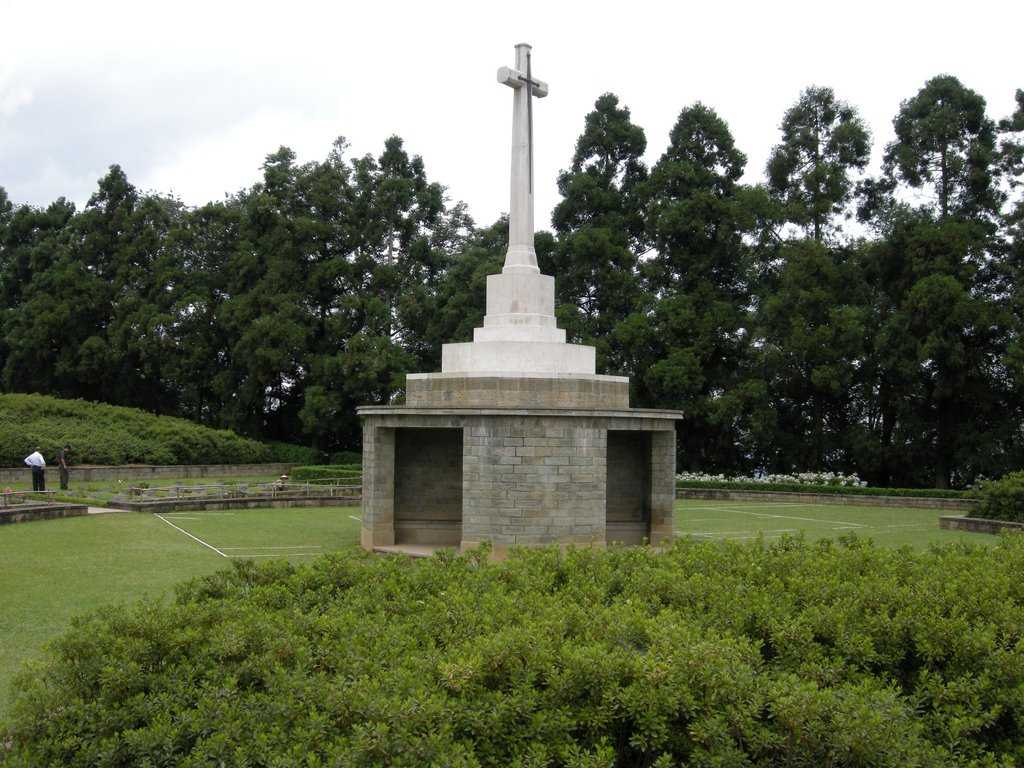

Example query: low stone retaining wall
[0,503,89,524]
[939,515,1024,535]
[677,488,977,511]
[108,493,360,513]
[0,462,295,484]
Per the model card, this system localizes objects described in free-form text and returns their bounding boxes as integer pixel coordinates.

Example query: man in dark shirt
[57,445,71,490]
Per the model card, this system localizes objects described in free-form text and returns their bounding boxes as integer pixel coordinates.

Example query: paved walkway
[373,544,444,558]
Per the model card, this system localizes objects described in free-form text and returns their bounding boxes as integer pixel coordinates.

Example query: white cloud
[143,111,343,202]
[1,0,1021,229]
[0,84,32,119]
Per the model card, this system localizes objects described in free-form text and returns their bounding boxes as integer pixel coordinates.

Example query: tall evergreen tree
[884,75,1002,220]
[299,136,469,451]
[2,167,144,403]
[1004,198,1024,473]
[756,239,867,471]
[997,90,1024,472]
[755,87,871,472]
[550,93,646,372]
[0,192,77,395]
[0,187,11,240]
[103,193,186,414]
[767,86,870,241]
[293,138,362,452]
[862,76,1008,486]
[996,89,1024,185]
[636,103,761,471]
[426,217,507,353]
[217,148,314,439]
[0,187,10,383]
[163,200,242,425]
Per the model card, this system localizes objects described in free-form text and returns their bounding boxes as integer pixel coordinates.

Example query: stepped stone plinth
[357,43,681,556]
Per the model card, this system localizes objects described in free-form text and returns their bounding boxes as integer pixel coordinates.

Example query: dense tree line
[1,76,1021,487]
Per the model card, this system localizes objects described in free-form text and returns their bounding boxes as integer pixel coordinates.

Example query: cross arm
[497,66,549,97]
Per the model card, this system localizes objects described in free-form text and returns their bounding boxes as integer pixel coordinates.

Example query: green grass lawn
[0,498,994,724]
[0,506,360,723]
[153,507,362,559]
[675,498,992,548]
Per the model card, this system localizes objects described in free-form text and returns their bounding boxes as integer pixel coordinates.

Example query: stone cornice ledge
[356,405,684,419]
[406,372,630,383]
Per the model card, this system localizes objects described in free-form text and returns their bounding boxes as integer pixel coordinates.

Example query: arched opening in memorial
[394,427,463,546]
[605,431,653,545]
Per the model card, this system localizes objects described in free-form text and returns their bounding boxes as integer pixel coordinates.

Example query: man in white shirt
[24,448,46,492]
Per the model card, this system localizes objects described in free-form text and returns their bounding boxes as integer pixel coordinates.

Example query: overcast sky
[1,0,1021,230]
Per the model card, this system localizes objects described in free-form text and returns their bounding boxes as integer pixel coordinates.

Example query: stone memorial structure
[358,43,681,556]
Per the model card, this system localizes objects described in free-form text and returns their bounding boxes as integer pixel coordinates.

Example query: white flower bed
[676,471,868,487]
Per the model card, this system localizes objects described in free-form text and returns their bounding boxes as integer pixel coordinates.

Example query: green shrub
[975,471,1024,521]
[676,480,970,499]
[263,441,323,465]
[0,393,272,466]
[6,538,1024,765]
[289,464,362,482]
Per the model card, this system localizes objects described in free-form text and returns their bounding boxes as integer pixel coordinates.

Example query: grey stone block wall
[462,416,608,549]
[939,515,1022,534]
[358,405,680,554]
[107,494,359,513]
[677,489,977,511]
[0,463,297,485]
[0,503,89,525]
[406,374,629,409]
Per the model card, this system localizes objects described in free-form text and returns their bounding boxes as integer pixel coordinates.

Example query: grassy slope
[0,392,272,466]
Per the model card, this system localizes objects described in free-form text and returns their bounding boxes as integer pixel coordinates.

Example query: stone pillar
[648,429,677,545]
[360,423,395,548]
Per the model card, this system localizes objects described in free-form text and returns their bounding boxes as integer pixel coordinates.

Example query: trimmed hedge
[289,464,362,482]
[975,471,1024,521]
[328,450,362,465]
[0,393,272,466]
[676,479,970,499]
[6,538,1024,765]
[263,441,322,465]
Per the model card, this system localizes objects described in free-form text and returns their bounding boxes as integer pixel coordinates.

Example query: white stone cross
[435,43,596,375]
[497,43,548,274]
